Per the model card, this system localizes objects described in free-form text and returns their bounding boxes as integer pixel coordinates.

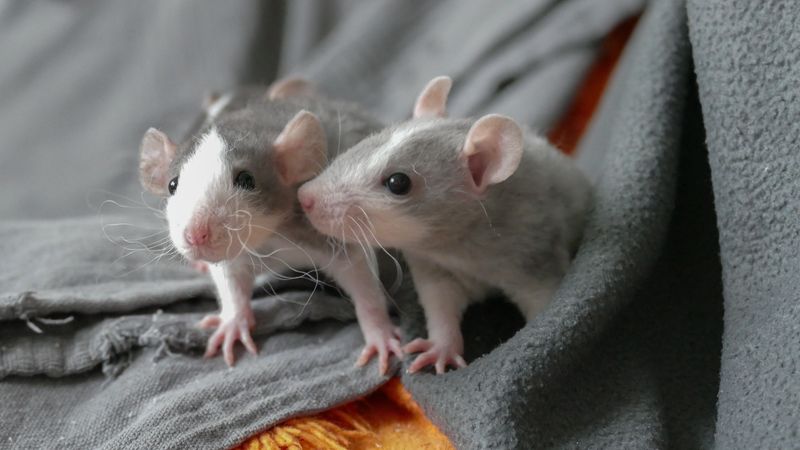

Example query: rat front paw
[404,338,467,375]
[199,311,257,367]
[355,325,404,376]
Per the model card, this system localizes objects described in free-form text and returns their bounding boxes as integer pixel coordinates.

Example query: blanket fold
[399,1,723,447]
[5,0,798,448]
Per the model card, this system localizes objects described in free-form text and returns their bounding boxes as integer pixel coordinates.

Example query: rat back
[181,86,382,160]
[300,116,592,301]
[449,132,591,281]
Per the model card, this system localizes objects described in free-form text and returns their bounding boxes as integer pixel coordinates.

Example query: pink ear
[462,115,523,194]
[267,76,316,100]
[273,110,328,186]
[139,128,177,196]
[413,76,452,118]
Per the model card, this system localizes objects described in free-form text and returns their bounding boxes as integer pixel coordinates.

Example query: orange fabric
[234,14,640,450]
[232,378,453,450]
[548,15,640,155]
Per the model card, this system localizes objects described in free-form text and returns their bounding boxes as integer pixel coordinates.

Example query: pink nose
[299,191,315,212]
[185,224,211,247]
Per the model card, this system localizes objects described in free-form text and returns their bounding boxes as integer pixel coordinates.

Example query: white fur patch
[166,129,228,249]
[364,122,438,175]
[165,128,290,262]
[177,129,227,202]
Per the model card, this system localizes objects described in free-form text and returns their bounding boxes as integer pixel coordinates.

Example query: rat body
[298,76,592,373]
[138,79,403,372]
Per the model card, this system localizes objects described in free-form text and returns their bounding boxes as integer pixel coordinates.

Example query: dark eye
[168,177,178,195]
[384,173,412,195]
[234,171,256,190]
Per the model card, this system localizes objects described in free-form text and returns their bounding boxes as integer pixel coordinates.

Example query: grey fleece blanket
[2,0,797,448]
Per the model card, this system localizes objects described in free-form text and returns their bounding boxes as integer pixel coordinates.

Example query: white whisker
[354,210,403,294]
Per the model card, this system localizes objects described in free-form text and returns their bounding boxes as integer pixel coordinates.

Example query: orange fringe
[233,378,453,450]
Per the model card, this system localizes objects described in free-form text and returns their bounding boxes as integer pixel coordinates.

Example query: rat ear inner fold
[139,128,178,196]
[272,110,328,186]
[462,114,523,194]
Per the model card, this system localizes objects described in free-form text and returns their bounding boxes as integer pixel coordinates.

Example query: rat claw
[403,338,432,354]
[204,329,224,358]
[378,347,389,375]
[408,351,437,374]
[388,338,404,359]
[200,312,256,366]
[356,345,375,367]
[240,325,258,356]
[356,321,404,374]
[404,338,466,374]
[223,331,236,367]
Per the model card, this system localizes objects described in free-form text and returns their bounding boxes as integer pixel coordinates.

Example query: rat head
[298,76,523,249]
[139,109,327,263]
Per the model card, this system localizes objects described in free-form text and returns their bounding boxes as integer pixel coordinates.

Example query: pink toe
[356,346,374,367]
[242,333,258,356]
[199,315,220,329]
[389,339,404,358]
[223,334,236,367]
[204,331,223,358]
[408,352,434,374]
[403,338,431,354]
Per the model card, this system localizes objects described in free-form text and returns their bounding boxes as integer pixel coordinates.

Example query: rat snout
[297,183,319,213]
[184,222,211,247]
[297,183,339,237]
[298,189,315,212]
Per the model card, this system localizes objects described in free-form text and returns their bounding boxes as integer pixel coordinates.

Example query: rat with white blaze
[138,78,404,372]
[298,76,593,374]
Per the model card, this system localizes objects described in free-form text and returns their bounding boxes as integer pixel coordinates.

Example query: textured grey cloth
[688,1,800,448]
[0,216,366,379]
[0,0,639,448]
[0,215,393,450]
[299,0,643,128]
[9,0,796,449]
[2,322,382,449]
[404,1,717,447]
[399,0,800,448]
[0,0,285,220]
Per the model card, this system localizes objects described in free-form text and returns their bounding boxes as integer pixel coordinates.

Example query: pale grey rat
[298,76,593,374]
[138,78,403,373]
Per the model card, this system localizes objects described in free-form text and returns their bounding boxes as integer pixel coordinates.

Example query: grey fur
[307,116,593,316]
[169,88,384,253]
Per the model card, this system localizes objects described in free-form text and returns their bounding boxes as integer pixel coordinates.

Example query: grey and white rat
[298,76,593,374]
[138,78,403,372]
